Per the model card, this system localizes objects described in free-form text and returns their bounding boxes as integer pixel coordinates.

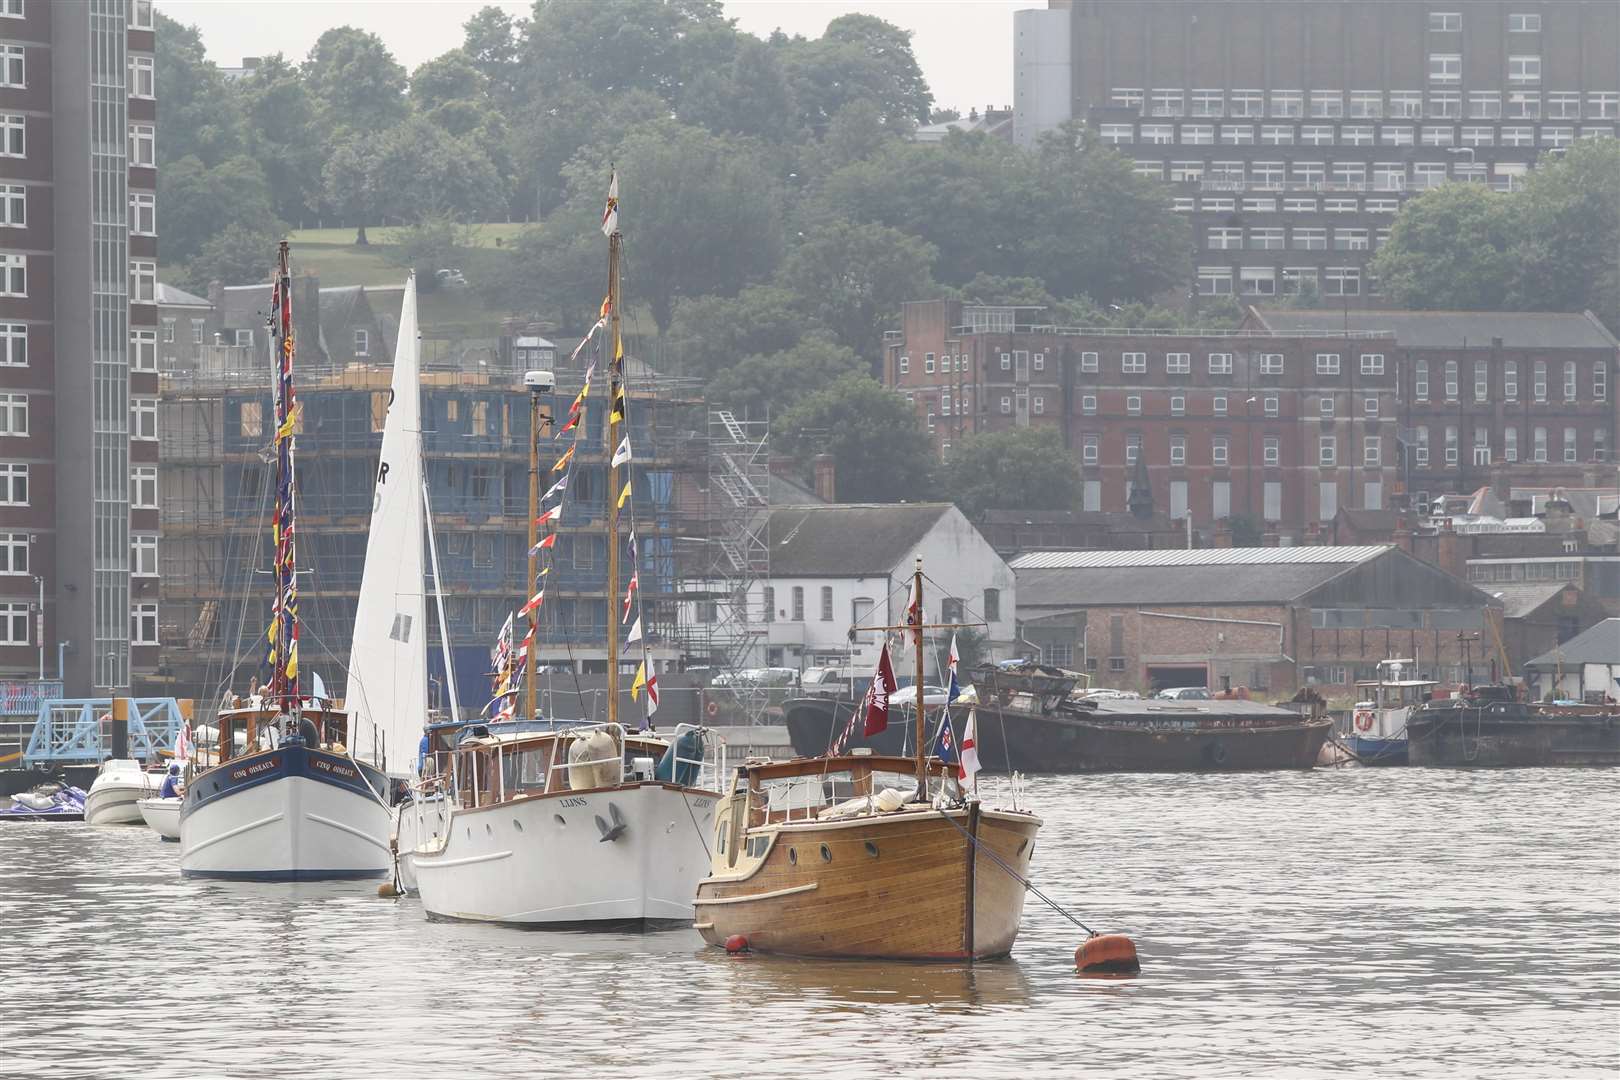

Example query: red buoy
[723,934,750,954]
[1075,933,1140,975]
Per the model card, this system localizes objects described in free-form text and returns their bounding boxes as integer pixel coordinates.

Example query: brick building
[1012,1,1620,304]
[1247,308,1618,509]
[1011,544,1502,696]
[887,298,1403,530]
[0,1,158,693]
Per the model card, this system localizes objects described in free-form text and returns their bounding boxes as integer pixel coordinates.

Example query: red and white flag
[905,574,922,629]
[174,722,194,763]
[959,708,981,791]
[863,642,898,737]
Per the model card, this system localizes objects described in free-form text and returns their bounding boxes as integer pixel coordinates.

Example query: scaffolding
[154,334,718,715]
[676,409,772,723]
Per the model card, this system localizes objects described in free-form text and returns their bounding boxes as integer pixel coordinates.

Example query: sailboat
[693,560,1044,959]
[179,242,393,881]
[408,174,722,927]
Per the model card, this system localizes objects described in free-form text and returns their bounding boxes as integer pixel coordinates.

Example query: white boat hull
[412,782,717,926]
[180,744,392,881]
[137,796,182,840]
[84,780,149,826]
[393,795,447,894]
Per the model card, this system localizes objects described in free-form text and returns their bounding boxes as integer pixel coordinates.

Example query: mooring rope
[933,807,1097,936]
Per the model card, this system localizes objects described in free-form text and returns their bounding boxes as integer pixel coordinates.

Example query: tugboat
[1345,659,1438,766]
[1407,684,1620,768]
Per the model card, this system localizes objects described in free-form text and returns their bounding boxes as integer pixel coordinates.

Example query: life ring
[1353,710,1375,732]
[705,700,720,719]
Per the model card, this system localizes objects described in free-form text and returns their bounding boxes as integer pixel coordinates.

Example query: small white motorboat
[84,759,151,826]
[137,796,182,840]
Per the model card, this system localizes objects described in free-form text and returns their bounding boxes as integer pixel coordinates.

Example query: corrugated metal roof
[1485,582,1571,619]
[1010,545,1390,570]
[1525,619,1620,668]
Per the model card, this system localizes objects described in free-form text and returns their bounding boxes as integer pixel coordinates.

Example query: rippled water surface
[3,769,1617,1079]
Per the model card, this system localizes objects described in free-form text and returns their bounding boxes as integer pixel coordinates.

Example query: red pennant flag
[537,533,557,550]
[519,589,545,616]
[863,643,899,737]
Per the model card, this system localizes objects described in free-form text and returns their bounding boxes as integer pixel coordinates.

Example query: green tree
[706,337,865,419]
[528,121,785,332]
[373,116,507,224]
[773,375,936,503]
[153,13,244,168]
[512,86,668,217]
[319,132,386,245]
[664,285,808,378]
[303,27,409,134]
[460,5,524,108]
[521,0,730,102]
[946,427,1081,519]
[159,154,281,266]
[236,53,325,223]
[410,50,486,117]
[677,37,797,143]
[384,215,479,292]
[180,222,282,292]
[1369,182,1517,310]
[774,220,937,363]
[777,14,932,131]
[1508,140,1620,332]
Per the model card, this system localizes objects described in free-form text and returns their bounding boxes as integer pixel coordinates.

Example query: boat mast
[913,558,926,790]
[605,229,623,728]
[269,240,301,716]
[524,382,540,723]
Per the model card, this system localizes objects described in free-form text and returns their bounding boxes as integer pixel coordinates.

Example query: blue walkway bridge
[22,698,189,766]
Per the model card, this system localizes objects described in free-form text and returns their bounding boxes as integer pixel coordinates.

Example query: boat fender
[377,882,400,898]
[724,934,750,955]
[1203,741,1230,767]
[1353,710,1375,732]
[1075,933,1140,976]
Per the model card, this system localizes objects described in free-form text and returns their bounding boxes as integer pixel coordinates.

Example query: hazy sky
[157,0,1024,113]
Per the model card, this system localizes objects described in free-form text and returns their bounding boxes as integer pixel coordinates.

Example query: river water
[2,768,1616,1079]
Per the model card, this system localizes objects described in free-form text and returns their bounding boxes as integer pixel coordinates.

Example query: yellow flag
[275,402,301,440]
[285,641,299,680]
[630,660,647,701]
[552,444,575,472]
[617,480,631,509]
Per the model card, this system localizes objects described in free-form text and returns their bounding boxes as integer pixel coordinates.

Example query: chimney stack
[812,454,836,503]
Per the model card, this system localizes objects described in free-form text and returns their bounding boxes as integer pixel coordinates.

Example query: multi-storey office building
[887,299,1403,531]
[1013,1,1620,304]
[1248,308,1618,512]
[0,0,157,693]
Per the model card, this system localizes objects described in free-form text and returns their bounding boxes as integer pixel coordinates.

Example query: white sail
[346,276,427,775]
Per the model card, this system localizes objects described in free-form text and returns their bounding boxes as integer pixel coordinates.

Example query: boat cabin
[445,723,711,809]
[1352,679,1439,711]
[209,702,351,765]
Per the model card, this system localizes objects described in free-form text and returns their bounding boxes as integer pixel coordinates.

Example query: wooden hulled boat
[696,558,1043,960]
[693,752,1040,959]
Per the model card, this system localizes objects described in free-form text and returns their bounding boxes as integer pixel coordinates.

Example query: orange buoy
[1075,933,1140,975]
[724,934,750,954]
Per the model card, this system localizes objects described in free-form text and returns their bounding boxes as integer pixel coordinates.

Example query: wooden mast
[605,230,622,729]
[524,388,539,723]
[913,557,926,791]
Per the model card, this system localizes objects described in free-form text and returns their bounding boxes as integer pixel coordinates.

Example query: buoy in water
[1075,933,1140,975]
[378,882,400,898]
[723,934,751,955]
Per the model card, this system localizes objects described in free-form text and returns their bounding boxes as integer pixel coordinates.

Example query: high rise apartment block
[0,0,157,694]
[1014,1,1620,304]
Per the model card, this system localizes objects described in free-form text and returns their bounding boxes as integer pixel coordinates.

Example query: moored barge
[1407,685,1620,767]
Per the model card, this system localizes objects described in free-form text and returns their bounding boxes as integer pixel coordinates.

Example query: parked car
[889,685,950,707]
[1074,687,1141,701]
[1155,686,1212,700]
[799,667,850,699]
[435,267,468,288]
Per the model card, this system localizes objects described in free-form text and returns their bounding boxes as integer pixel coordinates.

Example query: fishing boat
[694,560,1044,960]
[1344,660,1437,766]
[785,665,1330,772]
[409,174,721,926]
[179,242,392,881]
[1407,684,1620,767]
[84,758,151,825]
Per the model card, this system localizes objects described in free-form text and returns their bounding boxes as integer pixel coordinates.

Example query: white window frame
[1260,353,1284,375]
[1264,396,1279,417]
[0,391,24,436]
[1316,353,1341,375]
[0,113,22,158]
[1363,435,1381,467]
[1122,352,1146,374]
[0,462,26,505]
[132,603,159,646]
[129,55,154,99]
[1594,362,1606,402]
[131,397,157,441]
[129,260,155,303]
[0,253,25,297]
[1319,435,1337,467]
[130,192,155,236]
[0,45,23,90]
[1429,12,1460,31]
[898,355,909,375]
[1081,395,1097,416]
[128,124,156,168]
[354,328,370,358]
[1214,395,1227,416]
[1166,352,1191,375]
[0,531,26,575]
[0,322,23,367]
[1212,436,1229,466]
[1208,353,1233,375]
[132,534,158,577]
[0,602,28,644]
[1508,12,1540,32]
[1082,435,1099,466]
[131,329,156,372]
[1263,436,1280,465]
[1080,351,1098,373]
[1170,395,1185,416]
[1508,56,1541,85]
[0,183,22,228]
[1126,396,1141,416]
[131,466,157,509]
[1170,435,1186,465]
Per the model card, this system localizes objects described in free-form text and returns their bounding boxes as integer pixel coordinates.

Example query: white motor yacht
[84,759,150,825]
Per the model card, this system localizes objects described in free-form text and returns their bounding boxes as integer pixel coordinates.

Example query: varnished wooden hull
[694,806,1041,960]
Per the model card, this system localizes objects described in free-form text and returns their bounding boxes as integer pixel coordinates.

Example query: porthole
[553,814,566,827]
[820,844,832,862]
[864,841,879,858]
[788,847,797,865]
[1016,839,1029,856]
[513,820,523,832]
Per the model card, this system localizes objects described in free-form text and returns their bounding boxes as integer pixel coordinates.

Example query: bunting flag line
[611,435,633,468]
[622,571,638,622]
[630,660,647,701]
[534,504,561,526]
[644,671,660,717]
[542,474,569,502]
[552,444,575,472]
[946,634,962,703]
[531,533,557,552]
[626,617,642,644]
[519,589,546,616]
[617,481,632,509]
[556,412,580,437]
[610,384,626,423]
[568,325,603,367]
[601,170,619,236]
